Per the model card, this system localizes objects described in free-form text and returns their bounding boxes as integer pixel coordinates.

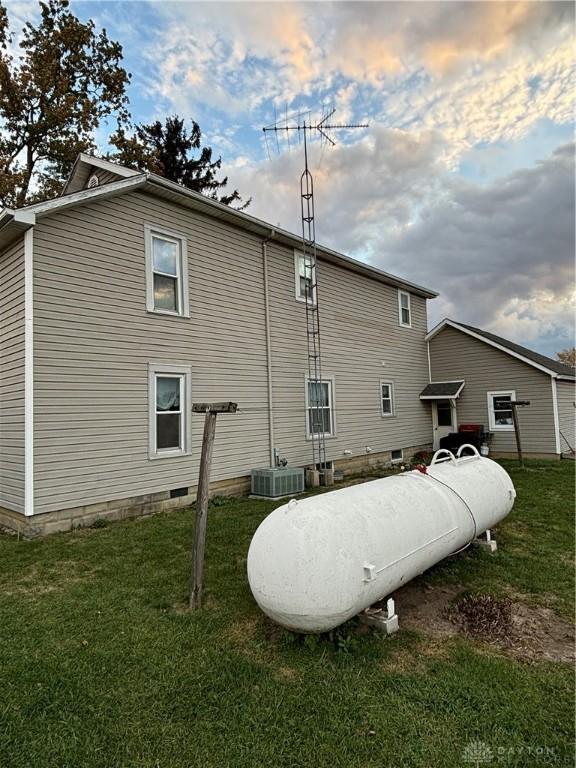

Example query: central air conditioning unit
[251,467,305,498]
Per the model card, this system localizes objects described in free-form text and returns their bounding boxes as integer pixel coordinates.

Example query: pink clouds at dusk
[6,0,575,354]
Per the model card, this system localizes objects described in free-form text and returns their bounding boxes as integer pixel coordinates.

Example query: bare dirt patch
[391,582,574,664]
[274,665,301,682]
[224,614,261,646]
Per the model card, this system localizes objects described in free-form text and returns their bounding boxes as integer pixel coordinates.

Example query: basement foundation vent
[170,487,189,498]
[251,467,305,498]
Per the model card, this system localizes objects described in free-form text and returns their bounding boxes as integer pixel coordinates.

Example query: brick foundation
[333,444,431,474]
[0,475,251,539]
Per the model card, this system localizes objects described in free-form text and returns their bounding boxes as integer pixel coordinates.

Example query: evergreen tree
[110,115,249,209]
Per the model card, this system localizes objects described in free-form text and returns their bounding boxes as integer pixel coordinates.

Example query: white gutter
[262,230,276,467]
[16,169,438,299]
[0,209,14,229]
[146,174,438,299]
[0,208,35,225]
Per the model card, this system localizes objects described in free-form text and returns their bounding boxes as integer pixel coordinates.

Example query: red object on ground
[415,464,428,474]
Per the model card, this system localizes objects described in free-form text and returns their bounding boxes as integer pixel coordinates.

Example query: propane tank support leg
[360,597,399,635]
[475,528,498,553]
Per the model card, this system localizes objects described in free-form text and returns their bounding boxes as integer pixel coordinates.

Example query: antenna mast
[263,109,368,482]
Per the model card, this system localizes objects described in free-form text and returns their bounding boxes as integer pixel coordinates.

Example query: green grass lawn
[0,460,573,768]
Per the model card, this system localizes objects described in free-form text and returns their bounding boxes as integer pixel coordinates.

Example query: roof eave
[427,318,560,378]
[23,174,148,217]
[145,175,439,299]
[0,208,36,250]
[425,318,453,342]
[8,168,439,299]
[420,395,461,400]
[62,152,140,195]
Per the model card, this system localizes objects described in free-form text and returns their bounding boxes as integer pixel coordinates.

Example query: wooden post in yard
[189,402,238,610]
[510,401,530,468]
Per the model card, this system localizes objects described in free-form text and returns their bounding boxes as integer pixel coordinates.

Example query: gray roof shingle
[420,381,465,398]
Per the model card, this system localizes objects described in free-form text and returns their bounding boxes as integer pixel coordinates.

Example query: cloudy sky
[9,0,576,356]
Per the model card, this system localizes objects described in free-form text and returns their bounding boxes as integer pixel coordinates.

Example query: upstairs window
[145,225,189,316]
[487,390,515,431]
[295,251,316,304]
[305,377,335,438]
[148,364,192,458]
[380,381,395,416]
[398,290,411,327]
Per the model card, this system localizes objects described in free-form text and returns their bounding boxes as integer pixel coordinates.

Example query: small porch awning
[419,381,465,400]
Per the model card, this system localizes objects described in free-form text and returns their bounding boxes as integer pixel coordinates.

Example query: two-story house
[0,154,437,535]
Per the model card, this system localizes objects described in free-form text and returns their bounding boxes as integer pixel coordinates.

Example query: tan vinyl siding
[429,326,557,454]
[0,238,25,511]
[32,190,432,515]
[94,169,124,186]
[557,380,576,453]
[267,240,430,463]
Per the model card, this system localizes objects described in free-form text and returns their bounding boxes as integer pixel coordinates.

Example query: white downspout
[262,230,276,467]
[426,339,435,449]
[24,226,34,516]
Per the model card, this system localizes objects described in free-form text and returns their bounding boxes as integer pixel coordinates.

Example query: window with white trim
[487,390,515,431]
[398,290,411,327]
[295,251,316,304]
[145,225,189,316]
[390,449,403,463]
[149,364,192,458]
[305,377,335,438]
[380,381,395,417]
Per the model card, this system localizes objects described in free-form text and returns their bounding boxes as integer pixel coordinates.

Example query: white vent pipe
[247,446,516,633]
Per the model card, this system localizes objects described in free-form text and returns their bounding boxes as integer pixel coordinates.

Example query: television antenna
[263,108,368,482]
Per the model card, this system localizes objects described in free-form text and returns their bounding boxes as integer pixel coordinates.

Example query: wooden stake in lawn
[190,402,238,610]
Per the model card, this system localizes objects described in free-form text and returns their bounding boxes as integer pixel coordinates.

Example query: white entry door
[432,399,456,450]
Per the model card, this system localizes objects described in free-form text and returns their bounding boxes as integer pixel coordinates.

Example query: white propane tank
[247,445,516,633]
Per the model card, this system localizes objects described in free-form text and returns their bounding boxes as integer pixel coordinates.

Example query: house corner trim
[24,228,34,516]
[551,377,561,455]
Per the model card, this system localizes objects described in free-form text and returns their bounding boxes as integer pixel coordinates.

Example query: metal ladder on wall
[300,126,327,476]
[262,109,367,482]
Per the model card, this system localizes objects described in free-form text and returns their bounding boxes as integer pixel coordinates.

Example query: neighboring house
[425,319,576,458]
[0,154,437,535]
